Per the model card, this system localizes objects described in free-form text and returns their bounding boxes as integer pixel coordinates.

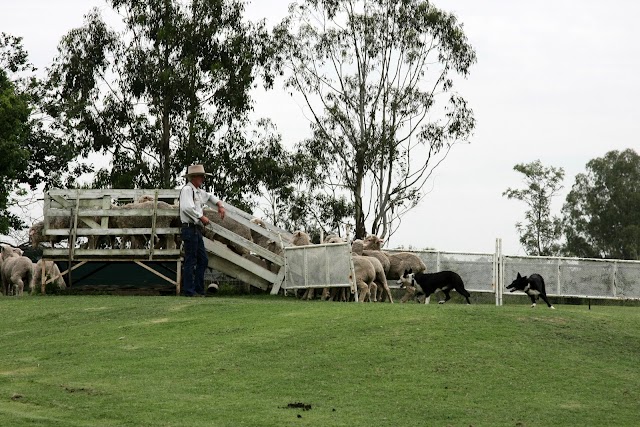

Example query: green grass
[1,296,639,427]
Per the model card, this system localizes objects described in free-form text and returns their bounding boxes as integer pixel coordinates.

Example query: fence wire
[279,243,640,302]
[283,243,354,290]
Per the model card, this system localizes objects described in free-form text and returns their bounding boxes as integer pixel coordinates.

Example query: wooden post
[176,257,182,296]
[41,259,46,294]
[68,193,80,289]
[150,190,158,261]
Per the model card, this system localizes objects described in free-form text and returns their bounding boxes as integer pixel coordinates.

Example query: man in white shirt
[179,164,226,297]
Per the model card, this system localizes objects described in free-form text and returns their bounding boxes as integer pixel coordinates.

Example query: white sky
[1,0,639,254]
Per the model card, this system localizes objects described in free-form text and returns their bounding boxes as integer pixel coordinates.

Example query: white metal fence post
[613,260,618,298]
[494,238,503,306]
[557,258,561,296]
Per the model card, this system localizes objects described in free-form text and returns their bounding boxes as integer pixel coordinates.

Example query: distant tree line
[0,0,476,242]
[504,149,640,260]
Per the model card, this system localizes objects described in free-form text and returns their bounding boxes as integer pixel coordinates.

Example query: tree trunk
[161,107,171,188]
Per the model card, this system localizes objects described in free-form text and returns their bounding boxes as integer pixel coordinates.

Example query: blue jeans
[181,226,208,296]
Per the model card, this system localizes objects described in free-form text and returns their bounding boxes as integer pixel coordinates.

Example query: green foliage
[1,296,640,426]
[0,68,30,232]
[503,160,565,256]
[562,149,640,259]
[1,33,81,233]
[280,0,476,239]
[45,0,283,198]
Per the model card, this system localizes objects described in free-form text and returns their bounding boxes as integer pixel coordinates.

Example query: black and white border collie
[396,269,471,304]
[507,273,555,309]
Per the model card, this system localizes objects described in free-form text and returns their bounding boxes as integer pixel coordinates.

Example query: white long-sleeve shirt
[179,182,221,224]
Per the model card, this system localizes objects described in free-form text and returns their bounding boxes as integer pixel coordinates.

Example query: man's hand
[200,215,210,226]
[218,204,226,220]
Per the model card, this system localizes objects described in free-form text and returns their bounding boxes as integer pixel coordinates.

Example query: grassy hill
[1,295,639,426]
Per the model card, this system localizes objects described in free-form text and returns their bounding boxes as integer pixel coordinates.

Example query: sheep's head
[29,221,44,248]
[250,218,266,228]
[292,230,311,246]
[363,234,384,250]
[137,195,155,203]
[351,239,364,255]
[1,245,19,260]
[323,234,344,244]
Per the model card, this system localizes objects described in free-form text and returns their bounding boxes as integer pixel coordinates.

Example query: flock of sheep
[289,231,427,303]
[1,195,426,302]
[0,245,65,296]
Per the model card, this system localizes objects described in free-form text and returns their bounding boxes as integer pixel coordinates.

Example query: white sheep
[363,234,384,251]
[202,207,253,256]
[351,255,376,302]
[250,218,284,274]
[351,239,364,255]
[32,259,66,294]
[360,235,392,301]
[29,219,69,248]
[361,234,427,301]
[385,251,427,280]
[384,252,427,303]
[323,234,344,244]
[1,246,34,296]
[292,230,311,246]
[114,199,178,249]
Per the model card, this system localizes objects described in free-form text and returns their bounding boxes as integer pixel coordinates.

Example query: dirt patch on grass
[284,402,312,411]
[62,385,100,395]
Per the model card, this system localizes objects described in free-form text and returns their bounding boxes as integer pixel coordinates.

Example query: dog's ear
[408,268,413,274]
[517,272,521,279]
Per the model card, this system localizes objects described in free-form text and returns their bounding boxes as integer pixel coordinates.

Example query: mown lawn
[1,295,639,426]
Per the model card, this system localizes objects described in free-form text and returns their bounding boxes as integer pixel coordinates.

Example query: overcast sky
[2,0,639,254]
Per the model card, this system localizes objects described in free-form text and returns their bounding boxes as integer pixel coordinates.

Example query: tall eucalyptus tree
[279,0,476,239]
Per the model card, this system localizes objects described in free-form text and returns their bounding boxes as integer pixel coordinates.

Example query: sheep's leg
[301,288,316,300]
[369,283,378,302]
[166,235,176,250]
[11,275,24,296]
[41,260,47,295]
[308,288,316,300]
[381,283,394,303]
[331,287,346,302]
[30,268,38,295]
[357,281,369,302]
[400,285,416,303]
[133,236,146,249]
[321,287,331,301]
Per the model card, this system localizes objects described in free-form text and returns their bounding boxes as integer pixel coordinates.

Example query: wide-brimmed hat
[183,164,212,178]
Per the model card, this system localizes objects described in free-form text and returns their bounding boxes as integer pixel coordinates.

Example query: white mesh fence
[386,250,495,293]
[502,256,640,299]
[283,243,355,291]
[281,240,640,302]
[616,261,640,299]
